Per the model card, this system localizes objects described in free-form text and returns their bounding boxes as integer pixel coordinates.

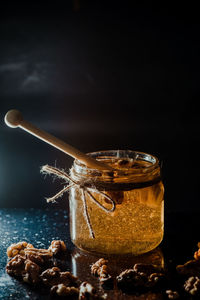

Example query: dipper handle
[5,109,112,171]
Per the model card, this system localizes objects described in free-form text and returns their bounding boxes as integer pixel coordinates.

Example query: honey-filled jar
[69,150,164,255]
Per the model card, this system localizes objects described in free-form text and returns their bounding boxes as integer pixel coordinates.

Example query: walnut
[184,276,200,296]
[24,246,52,262]
[165,290,180,299]
[48,240,67,256]
[91,258,108,276]
[99,274,113,289]
[91,258,113,288]
[59,272,78,287]
[27,253,45,266]
[40,267,77,287]
[40,267,61,286]
[117,266,166,291]
[7,241,53,263]
[22,259,41,284]
[194,250,200,260]
[7,243,53,266]
[176,259,200,276]
[194,242,200,260]
[133,263,161,276]
[6,254,26,276]
[51,283,79,297]
[7,242,33,258]
[147,272,166,288]
[6,255,41,284]
[116,269,146,290]
[40,267,62,286]
[79,281,97,299]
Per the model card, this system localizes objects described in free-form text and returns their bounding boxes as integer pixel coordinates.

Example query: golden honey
[69,150,164,255]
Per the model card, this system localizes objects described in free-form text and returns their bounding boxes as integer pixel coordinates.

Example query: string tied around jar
[40,165,116,239]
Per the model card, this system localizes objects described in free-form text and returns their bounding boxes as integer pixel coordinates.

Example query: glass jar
[69,150,164,255]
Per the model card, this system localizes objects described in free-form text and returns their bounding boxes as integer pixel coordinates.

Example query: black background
[0,1,200,212]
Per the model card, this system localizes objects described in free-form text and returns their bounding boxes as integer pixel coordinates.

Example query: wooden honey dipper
[4,109,113,171]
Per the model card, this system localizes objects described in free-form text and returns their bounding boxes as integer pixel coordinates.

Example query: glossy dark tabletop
[1,2,200,298]
[0,208,199,299]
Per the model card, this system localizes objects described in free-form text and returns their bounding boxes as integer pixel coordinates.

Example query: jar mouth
[73,150,159,177]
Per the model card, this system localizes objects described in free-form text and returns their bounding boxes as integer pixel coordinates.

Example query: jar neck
[70,150,161,191]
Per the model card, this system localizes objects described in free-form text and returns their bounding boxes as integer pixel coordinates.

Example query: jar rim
[73,149,159,175]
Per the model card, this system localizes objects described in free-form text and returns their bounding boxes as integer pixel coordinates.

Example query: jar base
[72,233,164,256]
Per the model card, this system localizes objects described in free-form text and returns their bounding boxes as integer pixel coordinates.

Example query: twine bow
[40,165,116,238]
